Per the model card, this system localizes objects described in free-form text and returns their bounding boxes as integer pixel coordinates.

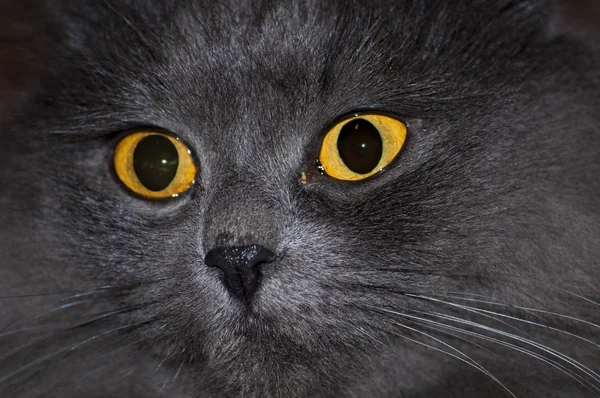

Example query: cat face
[1,0,599,397]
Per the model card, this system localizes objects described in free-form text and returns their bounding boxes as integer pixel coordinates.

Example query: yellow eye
[319,114,407,181]
[114,132,197,199]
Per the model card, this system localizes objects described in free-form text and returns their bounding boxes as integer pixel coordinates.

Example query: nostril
[204,245,276,302]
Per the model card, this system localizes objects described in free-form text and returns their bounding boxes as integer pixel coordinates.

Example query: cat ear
[548,0,600,39]
[0,0,42,120]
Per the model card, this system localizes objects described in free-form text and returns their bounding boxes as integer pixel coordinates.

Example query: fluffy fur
[0,0,599,397]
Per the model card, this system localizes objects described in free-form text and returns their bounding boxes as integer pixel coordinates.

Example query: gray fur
[0,0,599,397]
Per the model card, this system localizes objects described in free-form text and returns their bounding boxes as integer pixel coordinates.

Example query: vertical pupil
[133,135,179,192]
[336,119,383,174]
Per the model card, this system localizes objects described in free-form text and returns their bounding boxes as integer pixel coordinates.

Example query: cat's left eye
[319,113,407,181]
[113,131,197,199]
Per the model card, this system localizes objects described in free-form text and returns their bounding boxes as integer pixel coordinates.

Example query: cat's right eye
[113,131,197,199]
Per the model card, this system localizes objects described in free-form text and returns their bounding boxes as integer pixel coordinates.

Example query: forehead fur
[40,0,554,118]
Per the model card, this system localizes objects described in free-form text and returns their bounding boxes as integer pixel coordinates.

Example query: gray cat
[0,0,599,397]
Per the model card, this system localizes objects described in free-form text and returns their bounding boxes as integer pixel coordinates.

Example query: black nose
[204,245,276,302]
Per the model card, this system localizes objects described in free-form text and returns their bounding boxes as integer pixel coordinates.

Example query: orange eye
[114,132,197,199]
[319,114,407,181]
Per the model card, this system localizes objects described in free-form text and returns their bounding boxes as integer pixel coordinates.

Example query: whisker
[75,335,148,383]
[0,303,153,362]
[0,300,87,339]
[419,325,497,356]
[101,0,156,51]
[355,317,460,397]
[338,340,386,396]
[427,315,598,395]
[372,320,516,397]
[68,303,154,330]
[409,294,600,350]
[413,316,599,395]
[120,363,143,380]
[551,287,600,308]
[58,278,170,301]
[372,306,600,395]
[360,269,599,307]
[0,292,88,300]
[155,345,177,372]
[159,352,186,395]
[0,319,18,336]
[427,293,600,331]
[172,350,186,384]
[1,278,168,339]
[354,328,405,396]
[369,311,516,397]
[428,310,600,387]
[0,319,154,386]
[92,328,142,354]
[0,278,168,301]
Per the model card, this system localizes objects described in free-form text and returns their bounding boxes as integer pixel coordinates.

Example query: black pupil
[337,119,383,174]
[133,135,179,192]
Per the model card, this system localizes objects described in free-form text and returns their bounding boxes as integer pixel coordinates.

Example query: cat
[0,0,599,397]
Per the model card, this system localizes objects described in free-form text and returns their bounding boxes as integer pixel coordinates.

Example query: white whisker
[0,321,149,385]
[0,300,87,338]
[410,294,600,353]
[392,326,515,397]
[400,295,600,391]
[428,293,600,331]
[375,307,600,395]
[354,327,405,395]
[155,345,177,372]
[373,311,516,397]
[429,310,600,387]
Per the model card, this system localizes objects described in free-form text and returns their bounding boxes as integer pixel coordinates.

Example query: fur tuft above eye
[319,114,407,181]
[113,131,197,199]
